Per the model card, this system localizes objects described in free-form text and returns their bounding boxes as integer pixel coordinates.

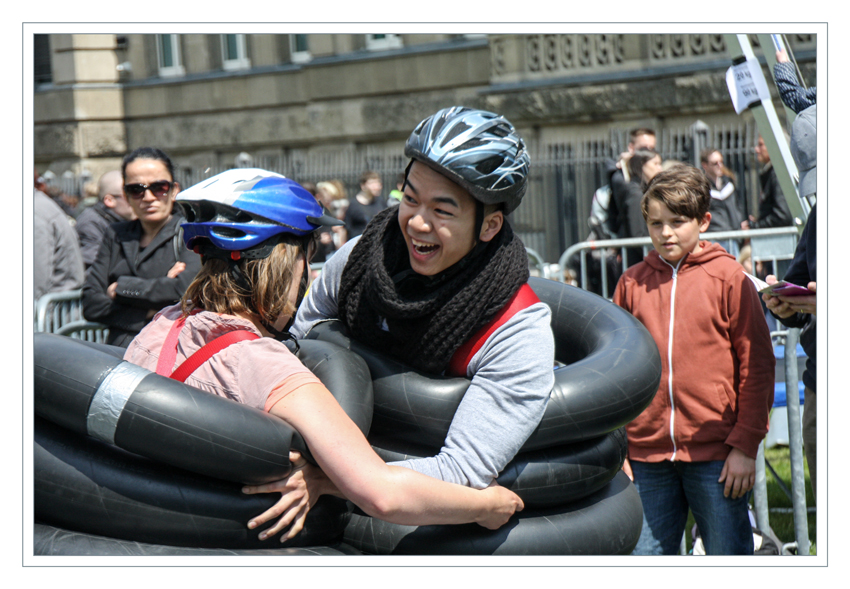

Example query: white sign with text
[726,57,771,114]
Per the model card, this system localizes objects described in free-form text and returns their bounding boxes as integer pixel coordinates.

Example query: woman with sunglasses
[122,168,524,542]
[82,147,202,347]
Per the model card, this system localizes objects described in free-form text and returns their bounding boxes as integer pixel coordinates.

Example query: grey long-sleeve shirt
[292,238,555,488]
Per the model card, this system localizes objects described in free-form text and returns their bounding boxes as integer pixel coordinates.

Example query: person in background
[700,148,744,256]
[43,184,79,221]
[82,147,201,347]
[344,170,386,238]
[607,127,657,240]
[386,172,406,207]
[74,180,100,216]
[34,177,85,301]
[620,149,663,266]
[774,49,816,115]
[625,149,664,232]
[613,165,774,555]
[316,180,349,252]
[75,170,137,271]
[741,135,794,231]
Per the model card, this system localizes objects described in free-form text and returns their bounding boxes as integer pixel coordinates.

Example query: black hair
[122,147,176,182]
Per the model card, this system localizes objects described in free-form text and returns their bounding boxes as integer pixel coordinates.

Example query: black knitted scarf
[337,206,529,374]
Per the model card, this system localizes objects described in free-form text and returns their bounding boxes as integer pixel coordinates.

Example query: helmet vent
[211,227,248,239]
[440,122,470,148]
[198,201,218,222]
[475,155,505,176]
[459,138,487,150]
[182,205,197,222]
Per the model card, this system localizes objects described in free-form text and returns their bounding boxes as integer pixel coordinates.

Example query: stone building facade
[33,32,816,260]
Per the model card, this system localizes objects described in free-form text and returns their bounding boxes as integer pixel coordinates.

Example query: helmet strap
[261,319,300,352]
[474,199,486,245]
[291,250,311,324]
[401,159,415,191]
[228,261,252,292]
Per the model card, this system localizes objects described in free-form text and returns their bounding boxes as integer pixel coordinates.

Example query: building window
[366,34,402,51]
[34,34,52,86]
[222,34,251,71]
[290,34,311,64]
[157,34,185,77]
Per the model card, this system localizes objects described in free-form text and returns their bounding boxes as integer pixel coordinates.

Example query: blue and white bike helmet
[177,168,341,261]
[404,106,530,214]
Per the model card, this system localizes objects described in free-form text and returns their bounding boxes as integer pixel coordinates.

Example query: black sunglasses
[124,180,173,199]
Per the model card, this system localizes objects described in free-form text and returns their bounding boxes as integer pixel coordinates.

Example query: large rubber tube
[34,416,351,549]
[33,333,373,484]
[34,524,362,556]
[305,277,661,449]
[342,471,642,555]
[370,428,627,508]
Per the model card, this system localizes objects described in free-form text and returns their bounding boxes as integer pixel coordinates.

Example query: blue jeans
[630,460,753,555]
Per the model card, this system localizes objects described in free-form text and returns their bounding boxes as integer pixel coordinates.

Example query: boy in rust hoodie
[613,165,775,555]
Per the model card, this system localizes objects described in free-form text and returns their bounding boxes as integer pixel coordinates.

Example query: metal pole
[756,34,799,128]
[784,327,810,555]
[723,34,809,225]
[754,440,770,533]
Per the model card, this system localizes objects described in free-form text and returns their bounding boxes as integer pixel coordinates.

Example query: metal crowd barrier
[556,226,801,300]
[754,327,811,556]
[34,289,109,343]
[34,289,85,333]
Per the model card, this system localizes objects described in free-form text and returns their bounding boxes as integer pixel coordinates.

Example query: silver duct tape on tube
[87,362,150,444]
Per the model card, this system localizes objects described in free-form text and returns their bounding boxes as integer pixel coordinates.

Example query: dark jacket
[606,160,648,267]
[34,190,85,301]
[607,160,648,239]
[75,201,127,269]
[345,194,386,238]
[82,214,201,347]
[772,204,816,391]
[705,176,743,233]
[750,163,794,229]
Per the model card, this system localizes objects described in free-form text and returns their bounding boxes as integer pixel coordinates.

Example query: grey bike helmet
[404,106,530,214]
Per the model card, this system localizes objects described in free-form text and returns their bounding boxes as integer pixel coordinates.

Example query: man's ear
[172,181,181,195]
[479,210,504,243]
[102,193,115,208]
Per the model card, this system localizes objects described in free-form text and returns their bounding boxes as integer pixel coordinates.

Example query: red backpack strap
[169,329,260,383]
[156,316,187,376]
[447,283,541,377]
[155,313,260,382]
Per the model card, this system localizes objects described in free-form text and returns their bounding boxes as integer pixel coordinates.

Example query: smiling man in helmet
[292,106,555,489]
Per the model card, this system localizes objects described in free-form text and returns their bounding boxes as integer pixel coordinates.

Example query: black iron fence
[40,119,768,265]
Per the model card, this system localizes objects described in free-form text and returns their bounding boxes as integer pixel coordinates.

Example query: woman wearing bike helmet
[122,168,523,542]
[292,107,556,490]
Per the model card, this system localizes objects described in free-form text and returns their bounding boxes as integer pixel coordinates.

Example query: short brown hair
[181,234,315,326]
[630,127,656,142]
[641,164,711,221]
[699,147,721,164]
[359,170,381,186]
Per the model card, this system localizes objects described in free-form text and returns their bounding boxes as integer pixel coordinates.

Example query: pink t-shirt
[124,304,322,412]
